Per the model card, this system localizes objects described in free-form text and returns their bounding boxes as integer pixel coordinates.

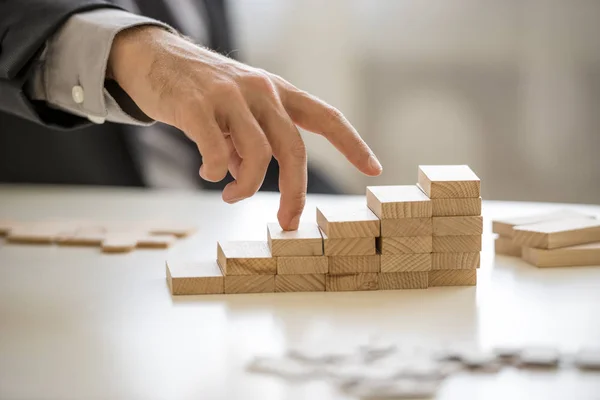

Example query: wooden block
[326,273,378,291]
[377,236,432,254]
[322,229,375,256]
[495,236,522,257]
[137,234,177,249]
[101,234,138,253]
[492,209,596,238]
[381,218,432,237]
[366,185,432,219]
[224,275,275,294]
[379,272,428,290]
[316,205,380,238]
[149,222,197,238]
[277,256,328,274]
[267,223,323,256]
[275,274,326,292]
[512,218,600,249]
[217,241,276,275]
[432,252,480,270]
[433,235,482,253]
[166,260,224,295]
[432,216,483,236]
[521,242,600,267]
[431,197,482,217]
[428,270,477,286]
[328,255,380,274]
[418,165,480,199]
[380,254,431,272]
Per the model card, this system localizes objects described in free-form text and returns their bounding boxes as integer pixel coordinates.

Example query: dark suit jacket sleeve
[0,0,123,129]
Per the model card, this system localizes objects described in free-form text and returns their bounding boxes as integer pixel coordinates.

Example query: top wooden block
[366,185,432,219]
[418,165,480,199]
[217,240,276,275]
[492,209,596,237]
[512,218,600,249]
[267,223,323,256]
[317,205,380,238]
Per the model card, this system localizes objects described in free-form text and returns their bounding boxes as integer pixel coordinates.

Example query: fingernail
[368,154,383,172]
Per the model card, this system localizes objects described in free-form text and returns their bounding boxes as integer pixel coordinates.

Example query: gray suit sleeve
[26,9,175,126]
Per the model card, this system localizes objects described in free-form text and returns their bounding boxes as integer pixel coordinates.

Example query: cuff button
[72,85,85,104]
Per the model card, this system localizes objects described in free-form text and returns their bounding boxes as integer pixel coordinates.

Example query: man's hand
[108,26,382,230]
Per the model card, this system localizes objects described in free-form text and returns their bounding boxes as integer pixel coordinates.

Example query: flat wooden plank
[366,185,432,219]
[379,272,428,290]
[148,222,197,238]
[381,218,432,237]
[321,229,375,256]
[418,165,480,199]
[6,223,71,244]
[380,254,431,272]
[512,218,600,249]
[433,235,482,253]
[328,255,380,274]
[137,234,177,249]
[275,274,326,292]
[224,275,275,294]
[521,242,600,267]
[316,205,380,238]
[431,197,482,217]
[325,273,378,291]
[432,252,480,270]
[428,270,477,286]
[495,236,522,257]
[166,260,224,295]
[377,236,432,254]
[432,216,483,236]
[276,256,328,275]
[267,223,323,256]
[492,209,596,237]
[217,241,276,275]
[101,234,138,253]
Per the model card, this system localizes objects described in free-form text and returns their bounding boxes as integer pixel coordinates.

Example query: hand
[108,26,382,230]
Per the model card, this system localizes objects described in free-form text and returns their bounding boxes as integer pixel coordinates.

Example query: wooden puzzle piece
[378,272,428,290]
[574,347,600,371]
[217,241,276,275]
[57,227,106,246]
[494,236,522,257]
[101,234,138,253]
[518,346,560,368]
[513,218,600,249]
[428,270,477,286]
[224,275,275,294]
[317,205,380,238]
[148,221,197,238]
[418,165,480,199]
[328,255,380,274]
[432,235,482,253]
[521,242,600,267]
[345,379,441,400]
[322,229,375,256]
[377,236,432,254]
[137,234,177,249]
[277,256,328,274]
[326,273,378,291]
[0,220,19,236]
[380,218,432,237]
[366,185,432,219]
[6,223,72,244]
[380,254,431,272]
[432,216,483,236]
[275,274,326,292]
[492,209,596,237]
[267,222,323,256]
[432,252,480,270]
[431,197,482,217]
[166,260,224,295]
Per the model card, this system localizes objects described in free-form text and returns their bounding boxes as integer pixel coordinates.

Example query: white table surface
[1,185,599,400]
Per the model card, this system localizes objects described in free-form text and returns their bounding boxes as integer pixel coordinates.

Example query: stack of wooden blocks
[166,165,482,295]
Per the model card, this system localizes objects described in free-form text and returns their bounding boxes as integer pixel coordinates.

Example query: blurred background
[229,0,600,204]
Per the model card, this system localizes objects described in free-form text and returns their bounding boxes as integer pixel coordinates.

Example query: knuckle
[323,105,345,125]
[209,80,241,101]
[204,147,229,167]
[243,71,276,95]
[287,137,307,161]
[287,191,307,213]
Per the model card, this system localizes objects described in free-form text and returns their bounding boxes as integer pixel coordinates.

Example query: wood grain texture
[432,252,480,270]
[492,209,596,237]
[326,273,378,291]
[512,218,600,249]
[379,272,428,290]
[267,223,323,256]
[521,242,600,267]
[276,256,328,274]
[224,275,275,294]
[428,270,477,286]
[495,236,522,257]
[380,218,432,237]
[431,197,482,217]
[377,236,432,254]
[433,235,482,253]
[137,234,177,249]
[217,241,276,275]
[316,205,380,238]
[322,229,376,256]
[166,260,224,295]
[366,185,432,219]
[380,254,431,272]
[328,255,380,274]
[101,234,138,253]
[275,274,326,292]
[432,216,483,236]
[418,165,480,199]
